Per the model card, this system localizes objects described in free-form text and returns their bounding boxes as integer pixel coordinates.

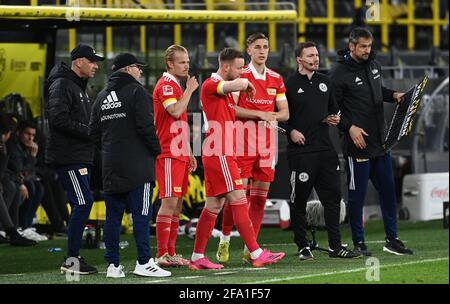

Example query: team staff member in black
[89,53,170,278]
[330,27,413,256]
[283,42,360,260]
[46,44,104,275]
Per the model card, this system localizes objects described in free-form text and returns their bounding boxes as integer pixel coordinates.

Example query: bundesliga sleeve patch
[163,85,174,96]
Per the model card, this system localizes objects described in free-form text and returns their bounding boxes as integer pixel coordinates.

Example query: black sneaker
[353,242,372,256]
[329,246,362,258]
[9,230,37,247]
[60,256,98,275]
[383,238,413,255]
[297,247,314,261]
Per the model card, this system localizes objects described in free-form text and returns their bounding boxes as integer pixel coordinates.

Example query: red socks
[168,216,179,256]
[221,203,234,236]
[229,197,259,252]
[156,215,172,257]
[193,208,218,254]
[248,188,268,239]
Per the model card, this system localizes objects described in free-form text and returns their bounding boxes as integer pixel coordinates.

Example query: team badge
[299,172,309,182]
[267,88,277,96]
[163,85,173,96]
[319,83,328,92]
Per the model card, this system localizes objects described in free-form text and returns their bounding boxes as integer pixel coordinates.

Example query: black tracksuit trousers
[288,149,343,251]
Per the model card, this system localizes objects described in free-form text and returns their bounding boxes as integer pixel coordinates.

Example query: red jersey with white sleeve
[200,73,243,196]
[237,63,287,113]
[235,63,287,181]
[200,73,236,157]
[153,72,189,162]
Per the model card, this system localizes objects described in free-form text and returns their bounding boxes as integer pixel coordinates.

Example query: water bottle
[48,247,63,253]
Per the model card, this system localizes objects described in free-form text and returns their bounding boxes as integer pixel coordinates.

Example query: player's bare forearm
[166,92,192,119]
[222,78,249,94]
[235,106,265,120]
[275,108,289,122]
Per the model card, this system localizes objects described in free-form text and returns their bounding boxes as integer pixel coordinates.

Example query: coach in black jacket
[329,27,413,257]
[89,53,169,278]
[47,44,104,275]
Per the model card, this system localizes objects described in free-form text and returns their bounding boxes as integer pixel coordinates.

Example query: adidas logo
[297,87,304,93]
[101,91,122,110]
[355,77,363,85]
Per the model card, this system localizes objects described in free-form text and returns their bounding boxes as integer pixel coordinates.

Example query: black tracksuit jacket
[89,71,161,195]
[329,49,396,159]
[283,71,340,163]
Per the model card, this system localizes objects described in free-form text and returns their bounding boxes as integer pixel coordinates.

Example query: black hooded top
[45,61,95,166]
[89,71,161,194]
[329,49,396,158]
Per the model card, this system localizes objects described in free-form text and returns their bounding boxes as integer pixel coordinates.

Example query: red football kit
[153,72,190,198]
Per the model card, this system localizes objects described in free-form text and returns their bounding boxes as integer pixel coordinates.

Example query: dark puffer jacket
[45,62,94,166]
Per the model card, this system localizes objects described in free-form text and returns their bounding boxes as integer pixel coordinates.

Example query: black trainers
[383,238,413,255]
[353,242,372,256]
[60,256,98,275]
[297,247,314,261]
[329,246,362,258]
[9,230,37,247]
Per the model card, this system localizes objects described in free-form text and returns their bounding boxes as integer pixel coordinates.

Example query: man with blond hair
[153,45,199,267]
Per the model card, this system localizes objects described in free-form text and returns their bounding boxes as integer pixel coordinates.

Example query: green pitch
[0,220,448,284]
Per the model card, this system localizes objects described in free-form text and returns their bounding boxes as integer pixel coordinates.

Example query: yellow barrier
[0,5,297,23]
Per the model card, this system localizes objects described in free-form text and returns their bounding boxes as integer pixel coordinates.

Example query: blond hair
[165,44,188,69]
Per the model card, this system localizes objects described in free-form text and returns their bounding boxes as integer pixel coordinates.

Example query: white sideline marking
[245,257,449,284]
[175,240,405,248]
[145,275,205,283]
[213,271,237,275]
[0,273,25,277]
[178,275,205,279]
[145,279,172,283]
[260,240,395,246]
[224,267,268,271]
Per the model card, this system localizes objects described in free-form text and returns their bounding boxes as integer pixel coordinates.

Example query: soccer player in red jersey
[153,45,199,267]
[217,33,289,263]
[189,48,285,270]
